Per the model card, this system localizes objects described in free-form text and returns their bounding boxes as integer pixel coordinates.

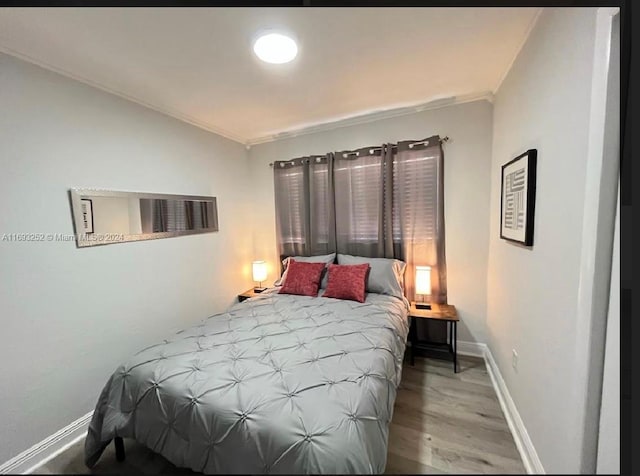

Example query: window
[334,155,382,243]
[272,137,446,302]
[392,152,438,242]
[273,158,332,254]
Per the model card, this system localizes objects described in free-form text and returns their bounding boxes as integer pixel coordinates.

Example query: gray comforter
[85,289,409,474]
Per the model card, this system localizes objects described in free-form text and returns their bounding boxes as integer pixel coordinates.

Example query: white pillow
[336,254,406,299]
[274,253,336,289]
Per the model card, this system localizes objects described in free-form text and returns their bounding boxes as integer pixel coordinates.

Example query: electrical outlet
[512,349,518,372]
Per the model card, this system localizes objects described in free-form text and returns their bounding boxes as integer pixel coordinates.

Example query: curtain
[186,201,209,230]
[148,199,211,232]
[273,135,447,304]
[273,154,334,257]
[151,199,167,232]
[140,199,211,233]
[310,154,336,255]
[334,146,386,257]
[274,157,307,256]
[394,137,447,303]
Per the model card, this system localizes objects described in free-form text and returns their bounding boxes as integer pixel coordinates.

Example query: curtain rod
[268,136,449,167]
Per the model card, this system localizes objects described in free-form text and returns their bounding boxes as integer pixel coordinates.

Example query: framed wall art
[500,149,537,246]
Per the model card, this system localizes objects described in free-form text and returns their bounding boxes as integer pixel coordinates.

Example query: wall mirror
[69,189,218,248]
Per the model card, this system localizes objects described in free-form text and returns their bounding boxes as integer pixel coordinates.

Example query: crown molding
[1,44,495,150]
[0,45,247,145]
[245,91,494,147]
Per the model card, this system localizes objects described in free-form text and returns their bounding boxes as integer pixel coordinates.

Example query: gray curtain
[273,154,334,257]
[146,199,209,233]
[334,146,387,257]
[310,154,336,255]
[273,135,447,304]
[274,157,307,256]
[394,137,447,304]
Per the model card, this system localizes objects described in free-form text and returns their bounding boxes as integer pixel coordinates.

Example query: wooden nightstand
[237,288,265,303]
[408,302,459,372]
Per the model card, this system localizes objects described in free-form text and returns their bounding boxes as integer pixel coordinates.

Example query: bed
[84,287,409,474]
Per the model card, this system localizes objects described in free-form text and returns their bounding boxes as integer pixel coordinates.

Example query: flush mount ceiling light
[253,32,298,64]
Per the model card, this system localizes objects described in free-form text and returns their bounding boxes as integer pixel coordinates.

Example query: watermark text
[1,233,125,242]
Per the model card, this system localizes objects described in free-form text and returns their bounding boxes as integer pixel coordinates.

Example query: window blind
[274,153,438,246]
[276,169,305,245]
[392,152,438,242]
[334,155,382,243]
[310,166,329,245]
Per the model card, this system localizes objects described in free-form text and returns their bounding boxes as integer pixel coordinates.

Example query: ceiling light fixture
[253,32,298,64]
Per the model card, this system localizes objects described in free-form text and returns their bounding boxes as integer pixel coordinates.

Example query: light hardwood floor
[35,355,525,474]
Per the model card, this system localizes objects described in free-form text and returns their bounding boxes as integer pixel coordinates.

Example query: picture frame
[80,198,94,234]
[500,149,537,246]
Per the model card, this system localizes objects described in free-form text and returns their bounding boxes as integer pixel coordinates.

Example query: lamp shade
[415,266,432,296]
[252,261,268,283]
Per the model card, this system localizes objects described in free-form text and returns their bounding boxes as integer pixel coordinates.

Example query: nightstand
[238,288,264,303]
[408,302,459,372]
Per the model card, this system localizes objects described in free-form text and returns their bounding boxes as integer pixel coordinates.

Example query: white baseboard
[409,337,543,473]
[483,348,545,474]
[0,411,93,475]
[457,340,486,357]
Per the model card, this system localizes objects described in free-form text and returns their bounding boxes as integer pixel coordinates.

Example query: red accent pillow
[278,259,326,297]
[322,264,370,303]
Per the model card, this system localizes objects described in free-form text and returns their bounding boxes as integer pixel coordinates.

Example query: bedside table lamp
[252,260,268,293]
[415,265,432,309]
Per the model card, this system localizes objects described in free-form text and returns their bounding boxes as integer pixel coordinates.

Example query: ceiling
[0,7,540,145]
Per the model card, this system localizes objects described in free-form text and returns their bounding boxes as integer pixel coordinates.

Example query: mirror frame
[69,188,218,248]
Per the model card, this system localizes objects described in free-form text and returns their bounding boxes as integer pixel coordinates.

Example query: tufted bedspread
[85,288,409,474]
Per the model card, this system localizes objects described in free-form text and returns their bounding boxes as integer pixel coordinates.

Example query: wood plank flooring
[35,355,524,474]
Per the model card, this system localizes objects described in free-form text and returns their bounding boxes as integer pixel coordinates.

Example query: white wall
[486,8,601,473]
[0,52,253,463]
[248,100,493,344]
[597,186,620,474]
